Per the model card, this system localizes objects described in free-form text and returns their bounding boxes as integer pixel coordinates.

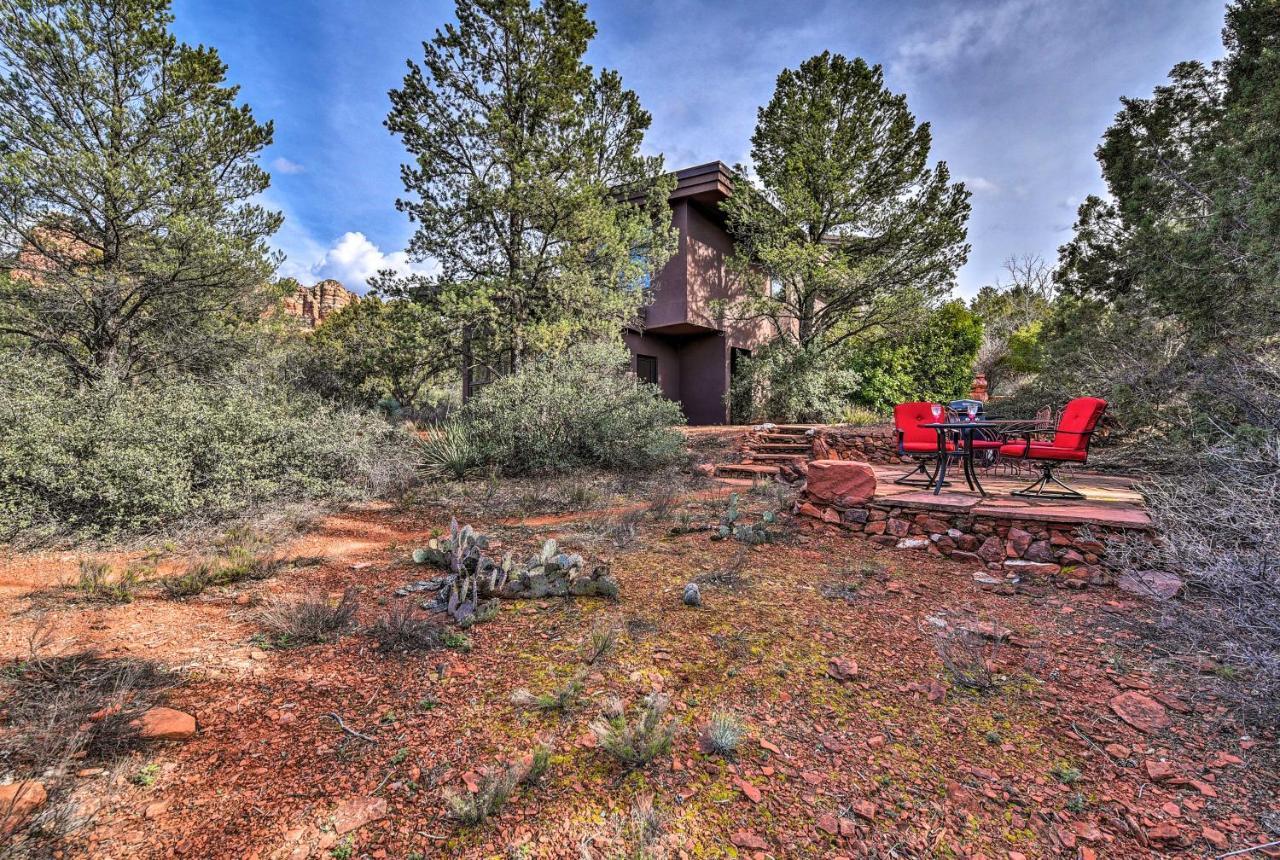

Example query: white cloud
[277,230,436,292]
[892,0,1052,79]
[962,176,1001,195]
[271,156,306,175]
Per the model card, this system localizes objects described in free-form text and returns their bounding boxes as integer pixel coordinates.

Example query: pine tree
[0,0,280,383]
[721,52,971,357]
[383,0,676,380]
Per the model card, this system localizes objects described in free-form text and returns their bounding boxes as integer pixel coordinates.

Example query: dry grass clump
[511,668,587,714]
[589,694,676,771]
[443,744,552,825]
[581,621,619,665]
[933,626,1001,692]
[366,603,444,653]
[698,709,744,757]
[68,560,142,604]
[257,587,359,647]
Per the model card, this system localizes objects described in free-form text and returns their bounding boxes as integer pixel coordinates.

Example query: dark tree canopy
[0,0,281,383]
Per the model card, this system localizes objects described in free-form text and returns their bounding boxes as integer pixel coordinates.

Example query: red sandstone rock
[827,657,860,682]
[731,830,768,850]
[332,796,387,835]
[133,707,196,740]
[978,536,1005,563]
[0,781,46,835]
[1110,691,1171,733]
[803,460,876,508]
[797,502,824,519]
[1145,759,1175,781]
[1005,527,1033,557]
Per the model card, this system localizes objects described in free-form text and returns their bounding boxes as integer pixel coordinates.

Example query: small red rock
[816,813,840,836]
[0,781,46,835]
[826,657,859,682]
[1144,759,1174,781]
[1109,691,1170,733]
[1148,821,1181,841]
[133,707,197,741]
[1202,826,1228,850]
[733,777,762,804]
[730,831,768,850]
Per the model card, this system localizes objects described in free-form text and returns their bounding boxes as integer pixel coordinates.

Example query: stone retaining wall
[812,425,904,465]
[797,497,1147,589]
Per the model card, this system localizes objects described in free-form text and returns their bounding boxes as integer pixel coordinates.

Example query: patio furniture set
[893,397,1109,500]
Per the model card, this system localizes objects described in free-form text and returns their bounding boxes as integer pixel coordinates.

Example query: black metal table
[920,420,1005,496]
[919,419,1052,496]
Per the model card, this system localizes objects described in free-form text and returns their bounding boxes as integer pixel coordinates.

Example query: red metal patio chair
[999,397,1108,500]
[893,401,953,486]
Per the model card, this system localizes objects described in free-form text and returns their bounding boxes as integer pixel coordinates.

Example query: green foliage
[843,300,982,411]
[969,255,1055,397]
[456,342,685,476]
[297,296,455,416]
[443,762,521,825]
[711,493,776,545]
[131,763,161,788]
[257,587,360,647]
[160,562,215,599]
[511,668,587,713]
[383,0,677,370]
[721,51,970,365]
[0,0,280,384]
[0,358,416,543]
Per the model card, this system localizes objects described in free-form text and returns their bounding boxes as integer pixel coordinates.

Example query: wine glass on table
[930,403,943,425]
[967,402,979,422]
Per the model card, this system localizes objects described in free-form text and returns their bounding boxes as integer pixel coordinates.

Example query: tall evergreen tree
[0,0,280,383]
[721,52,971,356]
[384,0,676,379]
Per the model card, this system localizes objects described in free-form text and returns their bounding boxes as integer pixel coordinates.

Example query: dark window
[635,354,658,385]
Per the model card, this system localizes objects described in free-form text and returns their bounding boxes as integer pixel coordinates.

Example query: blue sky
[170,0,1228,296]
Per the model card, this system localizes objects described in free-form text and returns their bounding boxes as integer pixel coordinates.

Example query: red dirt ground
[2,482,1277,859]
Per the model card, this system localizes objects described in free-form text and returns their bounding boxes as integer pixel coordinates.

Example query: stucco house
[624,161,780,425]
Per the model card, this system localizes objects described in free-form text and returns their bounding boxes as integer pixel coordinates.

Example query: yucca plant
[417,421,477,480]
[698,709,744,757]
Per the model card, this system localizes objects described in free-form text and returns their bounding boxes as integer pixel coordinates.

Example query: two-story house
[625,161,779,425]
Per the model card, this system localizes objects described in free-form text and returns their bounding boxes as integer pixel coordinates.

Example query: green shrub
[0,358,416,543]
[455,343,685,476]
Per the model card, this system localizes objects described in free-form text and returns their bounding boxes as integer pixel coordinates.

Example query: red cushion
[894,401,944,449]
[999,440,1088,462]
[903,440,954,454]
[1050,397,1108,452]
[966,439,1003,449]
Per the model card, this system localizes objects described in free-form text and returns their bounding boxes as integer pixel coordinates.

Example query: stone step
[769,425,818,435]
[715,463,781,478]
[744,452,808,462]
[752,442,811,452]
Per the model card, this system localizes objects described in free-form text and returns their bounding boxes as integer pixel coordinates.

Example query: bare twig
[1216,840,1280,859]
[322,712,377,744]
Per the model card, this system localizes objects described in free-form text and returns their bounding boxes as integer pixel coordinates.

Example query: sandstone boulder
[133,707,197,741]
[0,781,46,835]
[803,460,876,508]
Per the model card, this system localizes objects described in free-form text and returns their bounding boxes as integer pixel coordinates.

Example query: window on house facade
[635,354,658,385]
[626,249,651,292]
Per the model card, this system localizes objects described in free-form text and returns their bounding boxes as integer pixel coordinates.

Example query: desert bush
[366,603,444,653]
[933,627,1001,692]
[257,587,359,646]
[698,709,744,757]
[160,562,215,599]
[0,358,417,544]
[69,560,141,604]
[590,693,676,771]
[443,748,550,826]
[454,343,685,476]
[1114,411,1280,723]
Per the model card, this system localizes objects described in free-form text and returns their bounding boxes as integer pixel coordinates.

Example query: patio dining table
[920,419,1048,496]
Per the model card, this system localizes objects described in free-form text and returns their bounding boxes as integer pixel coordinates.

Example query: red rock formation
[279,279,357,329]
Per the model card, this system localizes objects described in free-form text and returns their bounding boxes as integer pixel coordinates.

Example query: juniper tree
[721,52,971,359]
[383,0,676,379]
[0,0,281,384]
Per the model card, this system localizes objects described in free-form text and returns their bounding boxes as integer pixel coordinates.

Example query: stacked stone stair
[714,425,818,479]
